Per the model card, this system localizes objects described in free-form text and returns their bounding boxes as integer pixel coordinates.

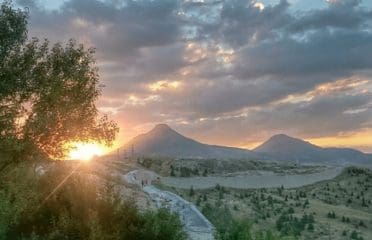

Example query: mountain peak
[253,133,371,164]
[150,123,178,135]
[269,134,293,140]
[120,124,258,159]
[153,123,172,131]
[267,134,310,145]
[254,133,320,154]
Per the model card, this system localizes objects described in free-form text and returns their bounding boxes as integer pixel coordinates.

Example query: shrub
[0,163,186,240]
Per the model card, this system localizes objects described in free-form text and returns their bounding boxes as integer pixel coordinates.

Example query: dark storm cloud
[19,0,372,148]
[288,0,372,32]
[218,0,291,46]
[258,93,372,135]
[173,91,372,147]
[26,0,182,58]
[234,30,372,79]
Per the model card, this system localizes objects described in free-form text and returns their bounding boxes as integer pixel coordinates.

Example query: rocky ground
[122,169,215,240]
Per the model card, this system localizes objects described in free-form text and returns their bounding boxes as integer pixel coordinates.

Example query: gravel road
[124,169,215,240]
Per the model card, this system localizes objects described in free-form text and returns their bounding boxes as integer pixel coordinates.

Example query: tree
[203,194,207,201]
[189,186,195,197]
[170,165,175,176]
[0,2,118,165]
[359,220,366,228]
[307,223,314,231]
[1,163,187,239]
[350,230,358,239]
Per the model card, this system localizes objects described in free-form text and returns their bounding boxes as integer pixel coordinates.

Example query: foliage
[189,185,195,197]
[0,2,118,162]
[201,202,281,240]
[276,211,314,237]
[218,219,281,240]
[0,163,40,239]
[0,162,186,240]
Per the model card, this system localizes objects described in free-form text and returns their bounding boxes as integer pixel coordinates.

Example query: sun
[67,142,105,161]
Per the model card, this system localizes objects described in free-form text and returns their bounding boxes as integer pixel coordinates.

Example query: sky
[16,0,372,152]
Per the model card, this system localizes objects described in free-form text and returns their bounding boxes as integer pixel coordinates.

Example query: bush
[189,186,195,197]
[0,162,186,240]
[217,219,280,240]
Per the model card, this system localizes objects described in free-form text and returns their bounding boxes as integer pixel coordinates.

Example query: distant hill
[254,134,372,165]
[120,124,261,160]
[118,125,371,165]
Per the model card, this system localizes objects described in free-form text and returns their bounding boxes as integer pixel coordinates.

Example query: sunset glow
[67,142,105,160]
[148,80,181,92]
[23,0,372,154]
[307,129,372,153]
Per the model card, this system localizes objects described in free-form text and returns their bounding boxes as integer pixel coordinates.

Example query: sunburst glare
[67,142,105,160]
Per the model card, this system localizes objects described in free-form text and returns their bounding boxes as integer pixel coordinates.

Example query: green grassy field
[163,167,372,240]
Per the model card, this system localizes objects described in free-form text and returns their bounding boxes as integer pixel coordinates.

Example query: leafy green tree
[1,162,186,240]
[0,2,118,166]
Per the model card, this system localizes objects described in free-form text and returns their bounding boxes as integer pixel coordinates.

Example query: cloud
[18,0,372,150]
[171,89,372,148]
[288,0,372,32]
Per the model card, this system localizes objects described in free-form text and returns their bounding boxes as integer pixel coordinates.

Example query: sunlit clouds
[308,129,372,153]
[124,95,161,106]
[21,0,372,153]
[148,80,182,92]
[273,77,371,105]
[254,2,265,11]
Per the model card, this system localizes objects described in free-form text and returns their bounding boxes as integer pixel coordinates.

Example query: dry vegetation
[159,167,372,240]
[138,157,326,177]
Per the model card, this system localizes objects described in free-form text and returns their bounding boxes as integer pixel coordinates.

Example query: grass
[162,167,372,240]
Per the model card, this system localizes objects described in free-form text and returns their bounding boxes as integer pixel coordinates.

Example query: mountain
[254,134,323,163]
[120,124,261,160]
[119,126,371,165]
[254,134,372,165]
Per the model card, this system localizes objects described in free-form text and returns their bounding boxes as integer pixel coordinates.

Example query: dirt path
[124,169,215,240]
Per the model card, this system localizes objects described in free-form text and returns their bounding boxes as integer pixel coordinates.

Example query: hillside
[169,167,372,240]
[254,134,372,165]
[119,126,371,165]
[120,124,261,160]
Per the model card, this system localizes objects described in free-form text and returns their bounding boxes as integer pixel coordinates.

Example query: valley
[101,151,371,240]
[150,164,372,240]
[104,124,372,240]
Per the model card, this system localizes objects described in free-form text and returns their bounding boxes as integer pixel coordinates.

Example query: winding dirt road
[124,169,215,240]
